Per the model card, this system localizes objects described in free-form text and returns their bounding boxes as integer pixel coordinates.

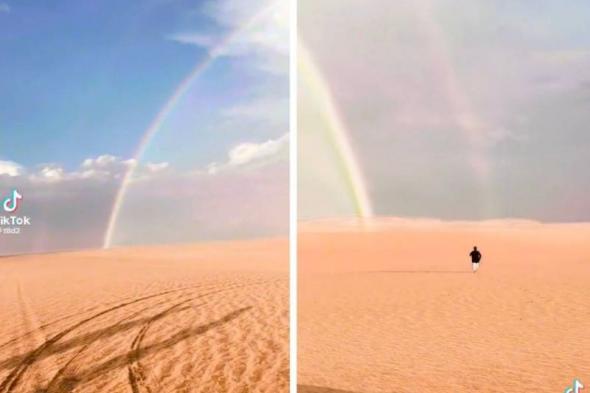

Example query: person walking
[470,246,482,273]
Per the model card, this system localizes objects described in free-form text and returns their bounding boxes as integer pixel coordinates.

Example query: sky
[0,0,289,254]
[299,0,590,222]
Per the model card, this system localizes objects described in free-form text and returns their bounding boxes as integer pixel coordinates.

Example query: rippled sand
[0,239,288,393]
[299,219,590,393]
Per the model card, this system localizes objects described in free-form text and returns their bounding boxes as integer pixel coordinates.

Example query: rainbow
[298,42,374,219]
[103,1,281,248]
[298,0,494,221]
[415,1,495,216]
[104,0,493,245]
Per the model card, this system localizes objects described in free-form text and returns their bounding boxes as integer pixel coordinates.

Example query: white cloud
[168,0,288,74]
[0,160,22,177]
[228,138,284,165]
[37,165,65,182]
[28,155,169,183]
[167,33,216,47]
[208,133,288,174]
[8,145,286,186]
[82,154,118,168]
[0,3,10,13]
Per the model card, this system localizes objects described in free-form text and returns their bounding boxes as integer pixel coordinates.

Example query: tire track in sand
[43,296,198,393]
[0,282,226,393]
[127,299,192,393]
[0,282,217,353]
[126,280,277,393]
[13,283,59,389]
[36,280,269,393]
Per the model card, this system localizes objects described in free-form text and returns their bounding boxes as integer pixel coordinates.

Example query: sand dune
[0,239,288,393]
[299,219,590,393]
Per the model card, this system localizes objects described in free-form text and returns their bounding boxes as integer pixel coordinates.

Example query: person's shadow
[298,385,364,393]
[365,270,471,274]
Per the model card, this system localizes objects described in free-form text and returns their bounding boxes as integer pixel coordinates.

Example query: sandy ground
[299,219,590,393]
[0,238,288,393]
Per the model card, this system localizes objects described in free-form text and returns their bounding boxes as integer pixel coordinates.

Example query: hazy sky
[300,0,590,222]
[0,0,288,254]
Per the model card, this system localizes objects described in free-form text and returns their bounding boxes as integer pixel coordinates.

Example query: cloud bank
[0,135,288,255]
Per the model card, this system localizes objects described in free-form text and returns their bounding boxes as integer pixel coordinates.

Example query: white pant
[472,262,480,272]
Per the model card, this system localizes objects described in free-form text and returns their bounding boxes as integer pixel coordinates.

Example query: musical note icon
[2,189,23,213]
[565,379,584,393]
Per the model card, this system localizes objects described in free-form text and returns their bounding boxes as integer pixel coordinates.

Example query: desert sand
[299,219,590,393]
[0,238,288,393]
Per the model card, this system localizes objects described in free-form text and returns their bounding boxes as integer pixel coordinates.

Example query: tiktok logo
[565,379,584,393]
[0,189,29,235]
[2,189,23,213]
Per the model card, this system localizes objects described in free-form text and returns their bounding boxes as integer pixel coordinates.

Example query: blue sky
[0,0,289,254]
[2,0,197,167]
[0,0,287,169]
